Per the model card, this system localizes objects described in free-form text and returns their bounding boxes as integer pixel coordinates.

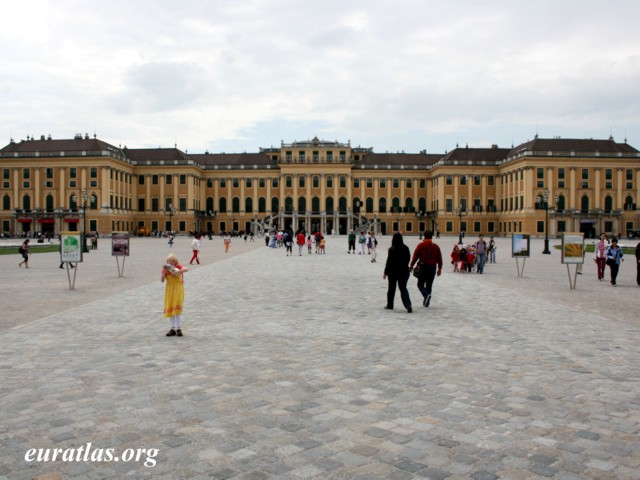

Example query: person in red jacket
[296,231,306,256]
[409,230,443,307]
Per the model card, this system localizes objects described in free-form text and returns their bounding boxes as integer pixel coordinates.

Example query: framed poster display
[561,233,585,264]
[511,234,530,258]
[60,231,83,263]
[111,232,130,256]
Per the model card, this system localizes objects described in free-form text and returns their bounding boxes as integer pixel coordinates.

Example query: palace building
[1,133,639,239]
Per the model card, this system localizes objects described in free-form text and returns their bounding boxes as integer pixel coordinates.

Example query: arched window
[298,197,306,213]
[311,197,320,212]
[298,176,305,188]
[624,195,634,211]
[557,195,566,211]
[391,197,401,213]
[379,197,387,213]
[258,197,266,213]
[46,194,54,211]
[326,197,334,214]
[90,194,98,210]
[604,195,613,212]
[581,195,589,213]
[366,197,374,213]
[284,197,293,212]
[3,194,10,211]
[245,197,253,213]
[418,198,427,213]
[339,197,347,212]
[405,197,414,212]
[232,197,240,213]
[312,176,319,188]
[219,197,227,213]
[206,197,214,212]
[271,197,279,212]
[69,195,77,210]
[352,197,361,213]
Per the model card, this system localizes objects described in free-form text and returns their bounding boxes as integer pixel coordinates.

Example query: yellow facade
[1,134,639,239]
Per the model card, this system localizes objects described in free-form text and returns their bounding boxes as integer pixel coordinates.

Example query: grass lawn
[0,244,59,255]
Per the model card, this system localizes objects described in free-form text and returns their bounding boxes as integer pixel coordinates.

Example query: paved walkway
[1,235,639,479]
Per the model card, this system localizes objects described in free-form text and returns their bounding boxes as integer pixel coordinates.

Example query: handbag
[606,257,615,267]
[412,263,422,278]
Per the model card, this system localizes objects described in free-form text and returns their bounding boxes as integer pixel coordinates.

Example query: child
[161,253,189,336]
[306,235,313,254]
[320,236,326,254]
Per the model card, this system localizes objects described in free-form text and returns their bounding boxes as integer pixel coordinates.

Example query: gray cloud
[1,0,640,152]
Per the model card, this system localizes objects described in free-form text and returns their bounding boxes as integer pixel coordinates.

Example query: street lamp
[164,203,176,233]
[72,189,89,253]
[537,190,558,254]
[454,205,467,244]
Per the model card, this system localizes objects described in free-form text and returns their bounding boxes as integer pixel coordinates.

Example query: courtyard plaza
[0,233,639,479]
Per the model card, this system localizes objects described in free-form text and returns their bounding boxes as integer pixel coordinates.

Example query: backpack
[18,246,24,254]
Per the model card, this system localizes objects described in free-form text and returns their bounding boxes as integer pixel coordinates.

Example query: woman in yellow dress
[161,253,189,336]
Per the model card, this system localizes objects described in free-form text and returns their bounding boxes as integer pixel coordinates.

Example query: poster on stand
[511,234,530,257]
[111,232,130,256]
[561,233,585,264]
[60,231,83,263]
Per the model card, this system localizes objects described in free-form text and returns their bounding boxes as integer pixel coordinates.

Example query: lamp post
[165,203,176,233]
[72,189,89,253]
[537,190,558,254]
[454,205,467,244]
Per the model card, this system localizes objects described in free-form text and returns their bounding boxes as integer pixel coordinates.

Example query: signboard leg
[116,256,126,277]
[66,263,78,290]
[566,264,578,290]
[515,257,526,277]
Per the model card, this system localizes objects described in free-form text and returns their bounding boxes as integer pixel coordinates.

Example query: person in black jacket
[383,233,412,313]
[635,242,640,286]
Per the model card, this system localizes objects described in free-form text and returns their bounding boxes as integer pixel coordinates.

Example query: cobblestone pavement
[1,235,639,479]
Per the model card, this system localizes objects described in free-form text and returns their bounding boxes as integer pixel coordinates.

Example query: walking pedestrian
[161,253,189,337]
[369,231,378,262]
[189,235,201,264]
[409,230,443,307]
[635,242,640,286]
[296,230,306,256]
[383,232,412,313]
[358,232,366,254]
[18,239,30,268]
[168,232,174,247]
[487,236,496,263]
[593,233,609,280]
[348,229,356,254]
[475,234,487,273]
[223,233,231,253]
[605,238,624,287]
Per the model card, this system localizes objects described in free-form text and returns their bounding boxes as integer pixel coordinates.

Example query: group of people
[592,233,640,287]
[347,230,379,262]
[383,230,443,313]
[449,235,495,273]
[266,230,327,255]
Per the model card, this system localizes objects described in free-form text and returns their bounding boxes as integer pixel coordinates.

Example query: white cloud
[2,0,640,152]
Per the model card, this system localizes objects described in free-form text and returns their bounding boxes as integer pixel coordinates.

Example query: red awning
[64,218,80,223]
[17,218,32,223]
[38,218,55,224]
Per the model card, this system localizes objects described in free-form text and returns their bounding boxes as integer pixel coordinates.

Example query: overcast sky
[2,0,639,154]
